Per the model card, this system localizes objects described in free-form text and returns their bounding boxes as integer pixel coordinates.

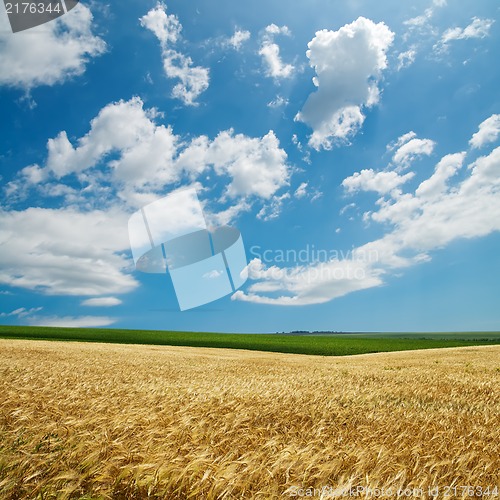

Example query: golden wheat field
[0,340,499,499]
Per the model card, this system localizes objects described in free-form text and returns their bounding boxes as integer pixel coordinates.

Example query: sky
[0,0,499,333]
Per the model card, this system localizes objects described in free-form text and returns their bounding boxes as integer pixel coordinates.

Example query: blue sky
[0,0,499,333]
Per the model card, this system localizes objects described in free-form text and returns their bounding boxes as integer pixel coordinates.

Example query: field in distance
[0,325,499,356]
[0,340,499,499]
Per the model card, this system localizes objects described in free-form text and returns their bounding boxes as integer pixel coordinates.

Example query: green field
[0,325,499,356]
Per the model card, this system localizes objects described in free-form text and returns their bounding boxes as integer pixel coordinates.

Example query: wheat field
[0,340,499,499]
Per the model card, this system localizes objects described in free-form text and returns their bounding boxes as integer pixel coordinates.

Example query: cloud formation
[0,207,137,296]
[342,169,415,196]
[0,307,43,318]
[235,117,500,306]
[28,315,116,327]
[226,29,251,50]
[81,297,123,307]
[259,24,295,79]
[470,114,500,149]
[390,133,436,170]
[295,17,394,150]
[0,4,105,89]
[1,97,292,297]
[140,4,209,105]
[441,17,494,44]
[435,17,494,53]
[9,97,290,209]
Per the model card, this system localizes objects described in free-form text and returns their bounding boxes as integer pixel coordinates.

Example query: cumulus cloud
[0,3,106,89]
[259,24,295,79]
[295,17,394,150]
[0,207,137,296]
[9,97,290,211]
[470,114,500,149]
[367,147,500,254]
[226,29,251,50]
[235,120,500,306]
[415,153,465,199]
[390,132,435,170]
[43,96,179,190]
[1,97,292,297]
[140,3,209,105]
[81,297,123,307]
[342,169,415,195]
[205,129,290,199]
[175,129,290,200]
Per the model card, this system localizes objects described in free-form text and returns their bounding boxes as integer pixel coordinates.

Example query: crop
[0,340,499,499]
[1,325,499,357]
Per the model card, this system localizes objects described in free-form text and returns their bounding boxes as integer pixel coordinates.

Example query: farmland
[0,339,499,499]
[0,325,499,357]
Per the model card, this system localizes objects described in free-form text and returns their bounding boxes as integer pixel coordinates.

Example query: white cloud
[441,17,494,44]
[415,152,465,199]
[435,17,495,53]
[342,169,415,195]
[203,270,223,279]
[403,0,447,30]
[139,2,181,45]
[256,193,290,221]
[81,297,123,307]
[12,97,290,213]
[235,121,500,306]
[259,24,295,79]
[388,131,417,151]
[391,133,435,169]
[27,315,116,327]
[397,48,416,70]
[0,307,43,318]
[0,4,105,89]
[140,4,209,105]
[1,93,294,299]
[295,17,394,150]
[180,129,290,199]
[469,114,500,149]
[46,97,178,182]
[404,8,434,28]
[226,29,251,50]
[267,95,289,108]
[367,146,500,255]
[0,207,137,296]
[1,98,292,299]
[206,199,252,226]
[401,1,447,54]
[233,257,383,306]
[11,97,180,206]
[294,182,308,198]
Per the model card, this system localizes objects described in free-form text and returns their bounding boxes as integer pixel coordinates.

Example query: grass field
[0,325,499,356]
[0,340,499,499]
